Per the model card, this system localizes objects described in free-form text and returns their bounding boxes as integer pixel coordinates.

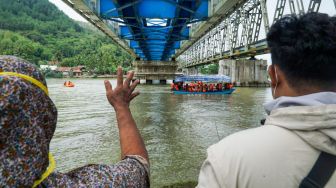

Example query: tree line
[0,0,133,75]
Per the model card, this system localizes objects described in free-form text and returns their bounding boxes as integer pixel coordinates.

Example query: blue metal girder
[100,0,208,61]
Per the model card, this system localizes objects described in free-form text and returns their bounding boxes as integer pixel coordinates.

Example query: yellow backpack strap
[32,153,56,188]
[0,72,49,95]
[0,71,54,186]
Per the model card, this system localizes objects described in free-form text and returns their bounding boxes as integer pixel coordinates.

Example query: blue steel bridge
[62,0,333,85]
[99,0,208,61]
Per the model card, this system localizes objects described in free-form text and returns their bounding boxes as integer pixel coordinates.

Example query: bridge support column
[182,67,199,75]
[133,60,181,84]
[218,59,269,87]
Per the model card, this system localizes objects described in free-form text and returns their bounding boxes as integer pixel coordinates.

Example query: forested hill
[0,0,132,74]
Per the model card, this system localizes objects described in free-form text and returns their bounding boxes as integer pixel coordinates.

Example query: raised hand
[104,67,148,162]
[104,67,140,110]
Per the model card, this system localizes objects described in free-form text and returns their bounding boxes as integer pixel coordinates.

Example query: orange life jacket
[65,81,74,87]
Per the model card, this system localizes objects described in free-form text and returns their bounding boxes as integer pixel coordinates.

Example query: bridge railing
[177,0,333,68]
[82,0,121,36]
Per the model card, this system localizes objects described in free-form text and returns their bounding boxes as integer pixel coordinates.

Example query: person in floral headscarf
[0,55,149,187]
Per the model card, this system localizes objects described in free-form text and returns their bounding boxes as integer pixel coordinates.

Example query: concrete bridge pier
[182,67,199,75]
[133,60,181,84]
[218,59,269,87]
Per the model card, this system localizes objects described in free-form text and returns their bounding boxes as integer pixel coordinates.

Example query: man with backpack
[197,12,336,188]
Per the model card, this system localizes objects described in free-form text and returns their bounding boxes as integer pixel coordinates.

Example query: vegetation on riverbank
[0,0,132,74]
[200,63,219,74]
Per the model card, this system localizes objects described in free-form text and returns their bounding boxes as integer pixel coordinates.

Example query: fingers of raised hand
[129,79,139,93]
[117,66,123,86]
[130,91,140,101]
[124,71,134,88]
[104,80,114,105]
[104,80,113,93]
[105,68,139,107]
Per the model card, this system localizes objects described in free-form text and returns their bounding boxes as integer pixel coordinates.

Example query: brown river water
[47,78,272,187]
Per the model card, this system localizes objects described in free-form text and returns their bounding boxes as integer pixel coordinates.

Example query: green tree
[0,0,133,72]
[200,64,219,74]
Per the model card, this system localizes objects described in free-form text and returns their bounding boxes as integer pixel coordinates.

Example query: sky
[49,0,87,22]
[49,0,335,22]
[49,0,335,63]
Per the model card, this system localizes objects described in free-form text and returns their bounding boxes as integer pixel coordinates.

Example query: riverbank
[46,74,127,79]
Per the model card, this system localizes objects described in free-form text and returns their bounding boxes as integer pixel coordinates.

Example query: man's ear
[268,64,277,88]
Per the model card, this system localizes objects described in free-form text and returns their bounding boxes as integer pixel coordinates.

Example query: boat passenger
[0,56,149,187]
[224,83,232,90]
[218,83,223,91]
[202,84,208,93]
[64,81,74,87]
[229,83,233,89]
[203,84,208,92]
[213,84,217,92]
[224,83,228,90]
[174,84,179,91]
[209,84,214,92]
[190,84,194,92]
[178,82,183,90]
[196,84,201,92]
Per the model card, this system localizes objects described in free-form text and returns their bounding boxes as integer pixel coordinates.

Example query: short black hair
[267,12,336,90]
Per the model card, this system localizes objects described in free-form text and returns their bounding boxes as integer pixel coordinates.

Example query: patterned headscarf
[0,56,57,187]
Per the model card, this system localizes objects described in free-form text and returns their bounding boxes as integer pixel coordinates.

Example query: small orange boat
[64,81,75,87]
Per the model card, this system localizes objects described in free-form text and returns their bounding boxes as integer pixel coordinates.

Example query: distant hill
[0,0,132,74]
[0,0,82,33]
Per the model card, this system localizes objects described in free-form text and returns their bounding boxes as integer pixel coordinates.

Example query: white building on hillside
[40,65,58,71]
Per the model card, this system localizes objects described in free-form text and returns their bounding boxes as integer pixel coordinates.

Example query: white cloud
[256,0,335,64]
[49,0,87,22]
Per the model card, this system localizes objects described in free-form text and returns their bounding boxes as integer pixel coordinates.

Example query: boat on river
[172,75,235,95]
[173,89,235,95]
[64,81,75,87]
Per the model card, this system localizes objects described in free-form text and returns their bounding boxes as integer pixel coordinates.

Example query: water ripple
[47,79,272,187]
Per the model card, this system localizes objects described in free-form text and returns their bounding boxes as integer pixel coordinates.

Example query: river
[47,78,273,187]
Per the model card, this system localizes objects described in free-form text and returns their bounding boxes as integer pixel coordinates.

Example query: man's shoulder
[202,125,318,188]
[212,125,292,146]
[207,124,306,160]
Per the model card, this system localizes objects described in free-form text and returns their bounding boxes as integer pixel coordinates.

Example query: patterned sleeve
[41,156,150,188]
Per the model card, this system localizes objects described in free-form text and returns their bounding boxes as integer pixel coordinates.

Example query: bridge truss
[176,0,332,68]
[61,0,334,69]
[62,0,208,61]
